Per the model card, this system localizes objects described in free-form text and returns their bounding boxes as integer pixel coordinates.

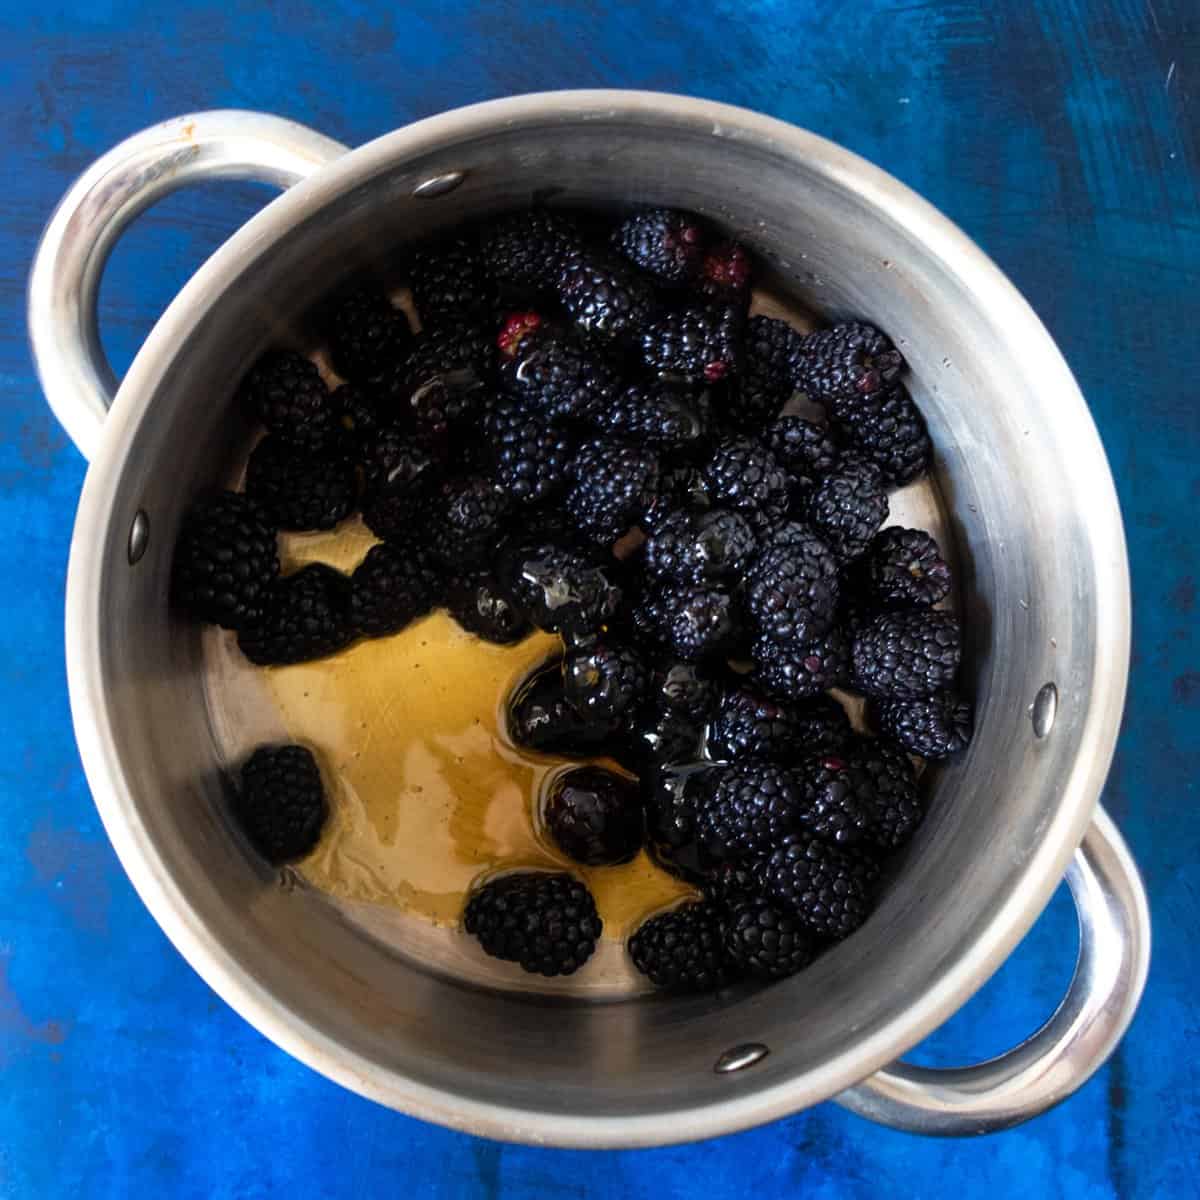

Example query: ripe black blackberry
[805,454,889,561]
[586,383,708,448]
[173,492,279,629]
[238,563,355,666]
[562,641,648,724]
[744,535,840,648]
[480,210,583,290]
[765,417,840,493]
[557,249,656,340]
[445,570,531,644]
[463,872,602,977]
[696,762,803,860]
[544,766,644,866]
[702,437,791,531]
[724,898,819,980]
[499,539,622,642]
[238,350,339,450]
[832,382,929,488]
[642,507,756,585]
[429,476,512,566]
[335,381,395,445]
[628,901,738,992]
[244,436,357,532]
[750,627,851,701]
[612,208,707,285]
[408,236,489,327]
[861,526,952,609]
[722,370,790,434]
[359,428,441,501]
[237,744,328,865]
[650,658,720,722]
[613,704,706,775]
[754,834,877,939]
[707,687,814,765]
[873,691,973,759]
[508,660,620,757]
[485,398,575,505]
[643,762,718,851]
[361,483,440,545]
[640,303,743,383]
[799,321,905,408]
[640,462,712,534]
[564,440,660,544]
[639,583,739,662]
[325,288,413,381]
[350,540,442,638]
[851,608,962,699]
[790,693,854,755]
[745,316,806,393]
[497,314,622,420]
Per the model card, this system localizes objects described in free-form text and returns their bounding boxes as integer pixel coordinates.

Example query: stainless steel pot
[29,93,1149,1146]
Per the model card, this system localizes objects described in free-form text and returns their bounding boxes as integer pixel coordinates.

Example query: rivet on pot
[127,510,149,565]
[1032,682,1058,739]
[714,1043,769,1074]
[412,171,466,199]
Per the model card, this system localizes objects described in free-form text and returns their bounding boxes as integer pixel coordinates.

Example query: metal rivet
[1032,682,1058,738]
[412,171,466,198]
[714,1043,769,1074]
[127,510,149,564]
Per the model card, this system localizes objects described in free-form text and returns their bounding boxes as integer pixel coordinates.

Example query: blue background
[1,2,1197,1196]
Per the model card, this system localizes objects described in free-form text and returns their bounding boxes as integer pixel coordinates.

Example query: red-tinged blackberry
[485,398,574,505]
[508,660,620,757]
[765,417,840,493]
[586,383,708,448]
[350,540,442,638]
[706,687,808,765]
[543,766,644,866]
[562,640,648,724]
[643,507,757,585]
[244,436,357,532]
[640,463,712,534]
[861,526,951,609]
[360,428,441,501]
[499,540,622,642]
[799,321,905,408]
[805,454,888,562]
[696,762,803,861]
[481,210,584,290]
[557,249,656,340]
[464,872,601,977]
[851,608,962,699]
[613,704,706,775]
[754,834,876,939]
[750,627,851,701]
[642,584,739,662]
[612,208,707,285]
[445,570,531,644]
[237,744,328,865]
[429,475,512,566]
[564,440,660,545]
[697,240,752,307]
[651,659,720,722]
[832,382,931,487]
[325,288,413,381]
[702,437,790,531]
[744,535,840,648]
[724,898,819,980]
[498,316,622,421]
[237,563,355,666]
[872,692,973,759]
[238,350,339,450]
[640,303,743,383]
[173,492,279,629]
[408,235,489,327]
[628,901,739,993]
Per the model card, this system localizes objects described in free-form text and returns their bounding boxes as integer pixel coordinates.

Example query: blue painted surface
[0,2,1196,1196]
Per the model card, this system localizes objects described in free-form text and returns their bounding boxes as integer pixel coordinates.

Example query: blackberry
[238,563,355,666]
[481,210,583,290]
[612,208,707,285]
[238,350,339,450]
[799,321,905,408]
[745,316,806,393]
[445,571,531,644]
[640,463,712,533]
[643,507,756,584]
[237,744,328,865]
[562,641,648,724]
[360,429,441,501]
[750,628,850,701]
[755,835,876,940]
[557,249,656,340]
[464,872,601,977]
[350,541,442,638]
[805,455,889,561]
[642,584,739,661]
[508,660,619,757]
[765,417,840,493]
[361,483,440,545]
[587,383,708,448]
[833,383,931,487]
[499,540,622,642]
[873,692,973,759]
[564,440,660,544]
[697,762,803,860]
[702,437,790,531]
[640,303,743,383]
[724,898,819,980]
[325,288,413,381]
[650,659,720,722]
[335,381,395,445]
[643,762,721,883]
[722,371,789,434]
[707,687,808,765]
[790,693,854,755]
[390,323,494,445]
[744,535,840,650]
[628,901,738,993]
[851,609,962,699]
[498,316,621,420]
[426,475,511,566]
[486,398,574,505]
[244,436,357,532]
[543,766,644,866]
[613,705,706,775]
[861,527,951,609]
[702,856,767,907]
[173,492,278,629]
[408,236,488,327]
[697,241,752,307]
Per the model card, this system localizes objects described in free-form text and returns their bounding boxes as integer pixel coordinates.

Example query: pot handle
[28,111,349,462]
[835,806,1150,1135]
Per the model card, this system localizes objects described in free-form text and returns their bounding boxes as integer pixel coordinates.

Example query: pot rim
[64,89,1131,1147]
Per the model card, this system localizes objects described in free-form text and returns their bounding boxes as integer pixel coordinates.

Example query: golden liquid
[261,520,694,938]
